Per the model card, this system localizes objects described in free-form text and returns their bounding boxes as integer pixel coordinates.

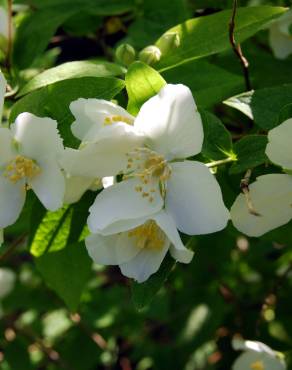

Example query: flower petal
[166,161,229,235]
[119,241,170,283]
[60,123,144,178]
[29,159,65,211]
[231,174,292,237]
[0,71,6,119]
[154,210,194,263]
[63,175,95,204]
[266,119,292,170]
[70,98,134,141]
[85,232,140,265]
[134,84,203,160]
[0,175,26,228]
[0,128,15,167]
[87,178,163,233]
[11,113,63,160]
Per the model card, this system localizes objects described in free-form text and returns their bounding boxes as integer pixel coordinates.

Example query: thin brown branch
[240,169,261,216]
[0,234,26,264]
[5,0,13,70]
[229,0,252,91]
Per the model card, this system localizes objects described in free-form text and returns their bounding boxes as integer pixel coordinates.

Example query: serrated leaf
[18,61,126,97]
[125,61,166,115]
[35,242,91,311]
[131,254,175,310]
[229,135,268,174]
[10,77,125,147]
[200,110,233,160]
[155,6,286,71]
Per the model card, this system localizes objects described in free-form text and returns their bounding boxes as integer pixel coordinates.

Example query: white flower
[87,84,229,236]
[231,119,292,237]
[86,210,193,283]
[60,98,144,178]
[269,9,292,60]
[0,267,15,299]
[232,338,286,370]
[0,112,65,227]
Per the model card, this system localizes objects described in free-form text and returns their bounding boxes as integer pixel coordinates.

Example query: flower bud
[138,45,161,65]
[158,32,180,55]
[115,43,136,66]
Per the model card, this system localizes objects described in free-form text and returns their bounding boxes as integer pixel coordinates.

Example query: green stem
[206,157,235,168]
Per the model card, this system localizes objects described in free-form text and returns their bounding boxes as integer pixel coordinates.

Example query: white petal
[0,268,16,298]
[29,160,65,211]
[87,178,163,233]
[154,210,194,263]
[70,98,134,141]
[60,123,144,178]
[98,216,150,236]
[269,24,292,59]
[134,84,203,160]
[266,119,292,170]
[0,128,15,167]
[166,161,229,235]
[85,232,140,265]
[11,113,63,160]
[231,174,292,237]
[63,175,95,204]
[0,71,6,119]
[0,175,26,227]
[119,241,170,283]
[233,352,286,370]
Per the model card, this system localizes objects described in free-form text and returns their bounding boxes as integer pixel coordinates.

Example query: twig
[240,169,261,216]
[0,234,26,264]
[5,0,13,70]
[229,0,252,91]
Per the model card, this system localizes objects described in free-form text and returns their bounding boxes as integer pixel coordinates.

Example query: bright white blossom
[60,98,144,178]
[269,9,292,60]
[232,338,286,370]
[86,210,193,282]
[0,74,65,227]
[87,84,229,236]
[231,119,292,237]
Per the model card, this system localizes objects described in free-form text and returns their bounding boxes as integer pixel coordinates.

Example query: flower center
[250,361,264,370]
[103,115,133,126]
[124,147,172,202]
[128,220,166,250]
[3,155,41,184]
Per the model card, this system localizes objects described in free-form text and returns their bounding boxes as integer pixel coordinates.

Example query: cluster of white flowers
[0,71,231,282]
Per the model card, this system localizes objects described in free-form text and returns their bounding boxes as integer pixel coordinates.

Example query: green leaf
[223,91,254,120]
[229,135,268,174]
[10,77,125,147]
[18,61,126,97]
[200,110,233,160]
[278,103,292,123]
[125,61,166,115]
[162,60,244,108]
[30,206,72,257]
[131,255,175,310]
[155,6,287,71]
[251,84,292,129]
[35,242,92,311]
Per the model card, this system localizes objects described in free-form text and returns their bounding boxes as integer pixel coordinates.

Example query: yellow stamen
[250,361,265,370]
[128,220,165,250]
[103,115,133,126]
[3,155,41,184]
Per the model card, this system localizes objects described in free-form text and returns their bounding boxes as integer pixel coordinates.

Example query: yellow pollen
[135,186,142,192]
[250,361,265,370]
[3,156,41,184]
[128,220,165,250]
[103,115,133,126]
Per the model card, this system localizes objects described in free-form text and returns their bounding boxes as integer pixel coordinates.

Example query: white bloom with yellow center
[231,119,292,236]
[88,84,229,236]
[269,9,292,60]
[0,112,65,227]
[232,338,286,370]
[86,210,193,283]
[60,98,144,178]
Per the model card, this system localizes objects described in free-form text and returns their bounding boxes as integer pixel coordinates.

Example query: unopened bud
[115,43,136,66]
[138,45,161,65]
[157,32,180,54]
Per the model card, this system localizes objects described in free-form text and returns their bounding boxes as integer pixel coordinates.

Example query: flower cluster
[0,72,230,282]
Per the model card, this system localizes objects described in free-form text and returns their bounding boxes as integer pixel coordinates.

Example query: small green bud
[158,32,180,54]
[138,45,161,66]
[115,43,136,66]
